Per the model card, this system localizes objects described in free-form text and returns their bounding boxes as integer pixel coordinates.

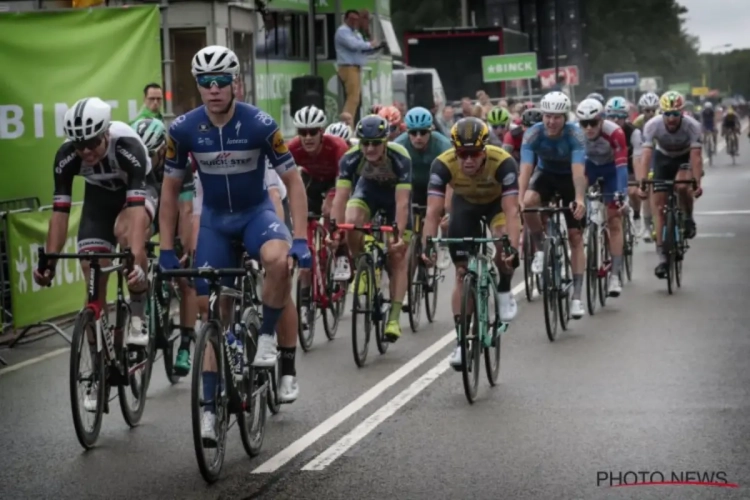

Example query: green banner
[7,207,119,328]
[668,82,691,95]
[482,52,538,83]
[267,0,386,15]
[0,6,162,205]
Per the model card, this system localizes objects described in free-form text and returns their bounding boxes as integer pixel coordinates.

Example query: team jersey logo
[271,129,289,156]
[166,136,176,160]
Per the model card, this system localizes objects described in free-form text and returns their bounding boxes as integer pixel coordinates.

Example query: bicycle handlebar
[158,267,248,279]
[330,219,400,239]
[37,247,133,273]
[521,205,573,214]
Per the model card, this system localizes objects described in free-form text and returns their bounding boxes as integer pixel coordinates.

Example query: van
[392,64,447,113]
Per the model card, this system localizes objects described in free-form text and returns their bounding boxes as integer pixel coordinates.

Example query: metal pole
[308,0,317,74]
[553,0,560,83]
[159,0,174,120]
[460,0,468,27]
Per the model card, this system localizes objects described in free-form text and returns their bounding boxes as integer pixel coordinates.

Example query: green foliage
[703,50,750,96]
[391,0,461,43]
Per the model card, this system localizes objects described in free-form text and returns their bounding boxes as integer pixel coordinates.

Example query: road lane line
[253,280,526,474]
[0,347,68,377]
[294,281,526,472]
[695,211,750,216]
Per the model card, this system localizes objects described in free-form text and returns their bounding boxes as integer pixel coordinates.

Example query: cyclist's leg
[175,198,198,371]
[523,169,554,271]
[488,204,519,321]
[345,178,374,255]
[558,175,585,308]
[600,164,624,294]
[674,152,695,237]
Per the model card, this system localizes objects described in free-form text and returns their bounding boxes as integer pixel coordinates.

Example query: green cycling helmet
[132,118,167,153]
[487,107,510,127]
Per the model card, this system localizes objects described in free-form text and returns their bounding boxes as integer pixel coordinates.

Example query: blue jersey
[520,122,585,175]
[393,131,451,186]
[165,102,296,213]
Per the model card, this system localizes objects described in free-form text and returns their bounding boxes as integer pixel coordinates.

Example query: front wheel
[406,238,423,333]
[598,229,610,307]
[542,238,559,342]
[460,273,481,404]
[585,226,599,316]
[296,272,316,352]
[351,255,373,368]
[623,215,634,282]
[238,317,266,457]
[484,281,501,386]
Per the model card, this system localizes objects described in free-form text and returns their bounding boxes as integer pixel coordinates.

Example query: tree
[391,0,462,43]
[703,50,750,97]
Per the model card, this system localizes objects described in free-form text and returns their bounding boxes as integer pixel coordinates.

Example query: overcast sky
[679,0,750,52]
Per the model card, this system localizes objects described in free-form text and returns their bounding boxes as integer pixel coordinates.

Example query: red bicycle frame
[306,215,348,309]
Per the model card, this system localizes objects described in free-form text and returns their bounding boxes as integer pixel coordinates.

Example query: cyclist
[503,108,542,161]
[159,46,311,444]
[132,118,198,374]
[701,101,717,151]
[587,92,606,106]
[378,105,405,140]
[721,107,740,154]
[605,97,644,236]
[577,98,629,297]
[33,98,154,409]
[633,92,660,242]
[330,115,412,342]
[637,91,702,280]
[684,100,700,122]
[486,106,511,147]
[325,121,354,146]
[422,117,521,368]
[518,91,587,319]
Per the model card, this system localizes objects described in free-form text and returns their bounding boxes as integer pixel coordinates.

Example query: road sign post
[604,72,640,90]
[482,52,538,83]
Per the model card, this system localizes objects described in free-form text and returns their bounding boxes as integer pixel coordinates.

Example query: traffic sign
[538,66,580,89]
[692,86,709,96]
[482,52,538,83]
[604,72,640,89]
[639,76,662,93]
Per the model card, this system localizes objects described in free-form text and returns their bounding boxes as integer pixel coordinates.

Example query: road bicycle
[428,221,511,404]
[296,212,349,351]
[160,265,272,484]
[584,178,619,316]
[642,177,696,294]
[726,129,739,165]
[406,203,442,332]
[521,221,542,302]
[334,214,398,368]
[703,130,715,166]
[37,247,152,450]
[523,197,573,342]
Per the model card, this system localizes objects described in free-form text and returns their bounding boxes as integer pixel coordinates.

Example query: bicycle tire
[542,238,558,342]
[322,252,345,340]
[523,227,535,302]
[460,273,481,404]
[484,279,502,386]
[351,254,373,368]
[623,215,633,282]
[191,321,227,484]
[374,280,390,355]
[674,211,684,289]
[406,238,423,333]
[118,303,149,428]
[161,282,182,384]
[664,208,676,295]
[598,229,610,307]
[69,308,106,450]
[238,317,266,457]
[296,272,316,352]
[585,226,598,316]
[558,236,572,332]
[424,243,440,322]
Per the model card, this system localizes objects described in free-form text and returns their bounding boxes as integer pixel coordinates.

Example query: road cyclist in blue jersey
[394,106,453,270]
[518,91,588,319]
[158,45,311,446]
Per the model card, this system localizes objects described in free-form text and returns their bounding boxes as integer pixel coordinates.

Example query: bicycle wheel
[598,229,610,307]
[664,209,676,295]
[296,271,316,352]
[460,273,481,404]
[118,303,149,428]
[585,225,598,316]
[191,321,227,484]
[542,238,559,342]
[674,212,684,289]
[424,242,440,322]
[238,319,266,457]
[623,215,634,282]
[374,285,390,355]
[558,237,572,332]
[351,254,373,367]
[406,238,423,333]
[69,308,106,450]
[523,227,535,302]
[161,281,182,384]
[484,280,502,386]
[322,252,346,340]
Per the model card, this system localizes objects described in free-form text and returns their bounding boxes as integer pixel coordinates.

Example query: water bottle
[225,328,244,380]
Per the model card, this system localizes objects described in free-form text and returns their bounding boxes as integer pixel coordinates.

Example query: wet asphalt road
[2,145,750,500]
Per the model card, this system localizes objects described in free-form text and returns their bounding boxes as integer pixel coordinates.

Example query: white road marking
[253,280,526,474]
[0,348,68,377]
[694,233,736,238]
[297,281,527,472]
[695,211,750,216]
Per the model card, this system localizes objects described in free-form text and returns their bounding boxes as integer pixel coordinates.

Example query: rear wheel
[598,230,610,307]
[585,225,599,316]
[296,271,316,352]
[406,238,423,333]
[424,242,440,322]
[322,252,346,340]
[558,238,572,332]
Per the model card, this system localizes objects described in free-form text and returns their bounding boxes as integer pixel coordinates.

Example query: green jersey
[394,131,452,187]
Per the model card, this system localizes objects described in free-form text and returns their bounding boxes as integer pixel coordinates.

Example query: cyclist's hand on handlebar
[33,267,54,287]
[571,200,586,220]
[388,236,407,255]
[159,249,181,271]
[420,251,436,268]
[326,230,343,250]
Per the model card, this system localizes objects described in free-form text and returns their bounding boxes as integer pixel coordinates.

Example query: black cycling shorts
[652,151,691,193]
[447,194,505,263]
[527,169,582,230]
[411,182,428,207]
[301,170,335,216]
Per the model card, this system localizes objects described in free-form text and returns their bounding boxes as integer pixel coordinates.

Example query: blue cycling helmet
[356,114,389,140]
[404,107,433,130]
[605,96,628,116]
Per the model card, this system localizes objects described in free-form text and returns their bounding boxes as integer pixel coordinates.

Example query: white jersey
[642,115,702,157]
[265,160,287,200]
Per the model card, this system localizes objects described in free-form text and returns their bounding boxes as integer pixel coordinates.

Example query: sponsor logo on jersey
[192,149,260,175]
[56,151,77,174]
[270,129,289,156]
[502,172,516,186]
[198,123,210,133]
[226,138,248,145]
[166,136,176,160]
[116,146,141,169]
[255,111,274,127]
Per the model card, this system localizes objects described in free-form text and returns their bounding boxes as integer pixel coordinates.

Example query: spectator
[435,106,455,135]
[476,90,493,116]
[131,83,163,123]
[456,97,473,119]
[393,100,407,118]
[471,104,484,119]
[498,99,509,110]
[335,9,380,120]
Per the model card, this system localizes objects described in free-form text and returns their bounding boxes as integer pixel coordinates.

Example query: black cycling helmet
[356,114,389,140]
[521,108,543,128]
[450,117,489,150]
[587,92,605,105]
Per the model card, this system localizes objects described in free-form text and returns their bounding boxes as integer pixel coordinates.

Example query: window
[171,29,206,116]
[377,17,402,57]
[314,15,328,58]
[233,31,254,103]
[255,12,309,60]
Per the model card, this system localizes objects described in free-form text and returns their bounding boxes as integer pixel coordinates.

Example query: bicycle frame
[305,213,346,309]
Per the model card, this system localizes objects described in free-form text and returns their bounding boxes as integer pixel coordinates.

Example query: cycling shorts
[585,161,618,204]
[301,170,335,216]
[528,169,582,230]
[652,151,690,193]
[346,178,413,238]
[702,123,715,133]
[411,181,429,207]
[194,199,291,296]
[447,194,506,262]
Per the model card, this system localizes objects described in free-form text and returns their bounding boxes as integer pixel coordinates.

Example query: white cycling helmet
[540,91,571,114]
[638,92,659,110]
[191,45,240,77]
[576,98,604,120]
[704,101,713,109]
[325,121,352,140]
[293,105,327,129]
[63,97,111,141]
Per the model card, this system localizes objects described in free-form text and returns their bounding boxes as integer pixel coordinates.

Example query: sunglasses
[297,128,321,137]
[196,74,234,89]
[643,108,657,114]
[491,124,506,129]
[663,111,681,117]
[72,135,104,151]
[607,113,628,120]
[408,130,430,137]
[579,119,600,128]
[360,139,385,148]
[456,149,483,159]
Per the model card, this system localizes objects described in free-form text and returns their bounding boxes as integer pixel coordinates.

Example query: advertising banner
[0,6,162,205]
[482,53,538,83]
[7,207,119,328]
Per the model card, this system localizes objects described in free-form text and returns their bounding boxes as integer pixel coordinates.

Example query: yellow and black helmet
[450,117,489,150]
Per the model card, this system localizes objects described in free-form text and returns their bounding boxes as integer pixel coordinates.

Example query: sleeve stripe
[502,189,519,197]
[428,189,445,197]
